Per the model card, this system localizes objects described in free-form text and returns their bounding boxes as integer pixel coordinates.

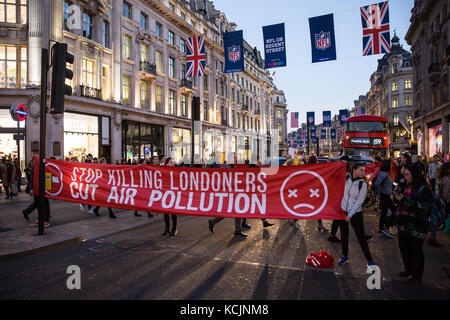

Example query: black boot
[94,207,100,217]
[162,229,170,236]
[147,212,154,218]
[109,209,117,219]
[134,211,142,217]
[169,228,178,236]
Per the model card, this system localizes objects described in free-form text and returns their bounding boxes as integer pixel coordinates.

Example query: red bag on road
[305,250,334,268]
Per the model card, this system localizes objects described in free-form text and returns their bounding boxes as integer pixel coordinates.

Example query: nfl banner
[339,109,348,126]
[331,129,336,140]
[263,23,287,69]
[186,36,206,77]
[309,13,337,63]
[42,159,347,220]
[361,1,391,56]
[223,30,244,73]
[323,110,332,127]
[291,112,299,128]
[311,127,316,139]
[321,129,327,140]
[307,112,315,126]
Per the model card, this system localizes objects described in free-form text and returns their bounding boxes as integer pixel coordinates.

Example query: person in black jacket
[395,163,434,284]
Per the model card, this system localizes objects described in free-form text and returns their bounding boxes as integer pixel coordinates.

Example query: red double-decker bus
[343,115,389,158]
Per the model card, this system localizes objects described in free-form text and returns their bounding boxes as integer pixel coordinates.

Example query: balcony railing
[180,78,193,89]
[80,85,102,100]
[139,61,156,75]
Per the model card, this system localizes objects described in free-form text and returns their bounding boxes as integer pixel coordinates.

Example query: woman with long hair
[394,163,434,284]
[338,162,376,269]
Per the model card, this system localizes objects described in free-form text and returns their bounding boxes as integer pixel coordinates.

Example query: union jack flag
[361,1,391,56]
[186,36,206,78]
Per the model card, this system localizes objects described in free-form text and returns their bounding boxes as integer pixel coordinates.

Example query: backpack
[346,174,364,192]
[428,195,447,232]
[418,185,448,232]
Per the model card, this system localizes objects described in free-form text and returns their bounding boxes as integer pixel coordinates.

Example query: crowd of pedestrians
[2,149,448,284]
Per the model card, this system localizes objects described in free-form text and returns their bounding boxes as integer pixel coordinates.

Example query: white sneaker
[79,204,85,212]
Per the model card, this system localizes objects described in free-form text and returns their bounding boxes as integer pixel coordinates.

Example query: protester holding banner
[93,157,117,219]
[338,163,376,269]
[327,155,351,243]
[163,158,178,236]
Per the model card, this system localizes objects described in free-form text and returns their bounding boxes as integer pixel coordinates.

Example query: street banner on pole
[307,112,315,126]
[331,129,336,140]
[323,110,331,127]
[321,129,326,140]
[42,159,347,220]
[339,109,348,126]
[361,1,391,56]
[262,23,287,69]
[223,30,244,73]
[291,112,299,128]
[309,13,337,63]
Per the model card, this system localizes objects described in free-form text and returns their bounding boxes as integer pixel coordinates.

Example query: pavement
[0,190,158,260]
[1,188,450,294]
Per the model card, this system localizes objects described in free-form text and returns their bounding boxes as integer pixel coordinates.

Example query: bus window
[345,121,387,133]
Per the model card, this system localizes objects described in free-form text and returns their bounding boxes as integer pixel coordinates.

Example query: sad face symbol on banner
[280,170,329,217]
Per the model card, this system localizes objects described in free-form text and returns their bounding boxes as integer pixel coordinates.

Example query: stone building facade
[405,0,450,158]
[0,0,288,168]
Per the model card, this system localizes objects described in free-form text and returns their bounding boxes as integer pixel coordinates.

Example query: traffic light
[50,42,74,114]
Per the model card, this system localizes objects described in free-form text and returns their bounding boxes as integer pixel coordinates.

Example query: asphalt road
[1,202,450,300]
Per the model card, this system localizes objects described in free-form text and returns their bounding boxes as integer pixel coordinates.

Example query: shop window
[172,128,191,165]
[64,113,99,160]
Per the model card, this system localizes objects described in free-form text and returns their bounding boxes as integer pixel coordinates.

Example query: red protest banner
[42,160,347,220]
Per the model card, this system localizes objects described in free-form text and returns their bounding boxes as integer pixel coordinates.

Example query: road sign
[10,104,27,121]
